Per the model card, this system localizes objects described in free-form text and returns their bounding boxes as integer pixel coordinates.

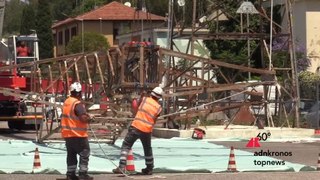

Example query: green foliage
[66,32,110,54]
[36,0,53,59]
[203,0,266,83]
[51,0,75,21]
[3,0,26,36]
[298,71,320,99]
[71,0,108,16]
[146,0,168,17]
[20,4,36,35]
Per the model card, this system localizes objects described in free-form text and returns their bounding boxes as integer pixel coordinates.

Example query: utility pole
[286,0,300,127]
[191,0,196,55]
[0,0,5,39]
[167,0,174,51]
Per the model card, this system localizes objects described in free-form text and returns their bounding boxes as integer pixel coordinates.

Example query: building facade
[51,1,165,57]
[283,0,320,72]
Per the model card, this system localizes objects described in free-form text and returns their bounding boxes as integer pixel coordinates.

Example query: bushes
[66,32,110,54]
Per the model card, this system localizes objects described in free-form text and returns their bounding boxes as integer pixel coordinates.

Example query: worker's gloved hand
[196,104,206,110]
[88,114,96,122]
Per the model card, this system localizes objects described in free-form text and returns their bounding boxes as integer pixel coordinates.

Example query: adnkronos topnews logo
[253,150,292,166]
[248,132,293,167]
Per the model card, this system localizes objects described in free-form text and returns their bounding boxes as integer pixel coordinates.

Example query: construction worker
[16,41,30,57]
[113,86,163,175]
[61,82,93,180]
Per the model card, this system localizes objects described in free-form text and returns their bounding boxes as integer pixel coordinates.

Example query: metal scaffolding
[0,0,301,143]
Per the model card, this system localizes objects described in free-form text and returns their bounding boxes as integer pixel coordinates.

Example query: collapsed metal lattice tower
[161,0,300,129]
[0,0,301,143]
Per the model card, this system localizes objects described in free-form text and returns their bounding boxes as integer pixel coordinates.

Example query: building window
[71,27,77,38]
[65,29,70,45]
[58,31,63,45]
[113,28,118,40]
[53,33,57,46]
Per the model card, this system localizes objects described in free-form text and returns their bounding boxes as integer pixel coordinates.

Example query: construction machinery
[0,33,42,130]
[0,0,303,144]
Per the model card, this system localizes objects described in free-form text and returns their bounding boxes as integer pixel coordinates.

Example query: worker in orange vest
[113,87,163,175]
[131,89,147,116]
[61,82,93,180]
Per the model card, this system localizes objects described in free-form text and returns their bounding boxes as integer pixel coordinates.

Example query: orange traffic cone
[317,153,320,171]
[32,147,41,173]
[126,149,135,172]
[227,146,237,172]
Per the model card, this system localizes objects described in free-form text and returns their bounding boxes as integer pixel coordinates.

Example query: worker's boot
[112,166,126,174]
[141,167,153,175]
[66,172,79,180]
[78,172,93,180]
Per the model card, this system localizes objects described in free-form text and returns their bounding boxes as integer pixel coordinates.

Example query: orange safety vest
[131,97,162,133]
[61,97,88,138]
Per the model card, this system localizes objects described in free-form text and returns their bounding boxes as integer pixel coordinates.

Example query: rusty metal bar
[94,53,106,93]
[160,48,275,75]
[74,58,80,82]
[139,46,144,85]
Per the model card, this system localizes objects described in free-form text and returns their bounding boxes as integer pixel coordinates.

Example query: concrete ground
[0,172,319,180]
[213,141,320,167]
[0,122,319,180]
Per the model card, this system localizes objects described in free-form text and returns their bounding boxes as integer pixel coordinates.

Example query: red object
[100,95,109,109]
[315,129,320,135]
[0,63,26,101]
[32,147,41,171]
[227,146,237,172]
[192,128,206,139]
[17,46,29,56]
[126,149,135,172]
[246,137,261,148]
[131,98,139,114]
[96,128,110,134]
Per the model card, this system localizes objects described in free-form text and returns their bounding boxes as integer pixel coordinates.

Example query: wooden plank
[64,61,70,95]
[168,68,215,85]
[159,48,275,75]
[42,56,82,93]
[139,46,144,85]
[94,53,106,93]
[106,50,115,76]
[0,115,44,120]
[162,81,274,98]
[74,59,80,82]
[0,53,84,71]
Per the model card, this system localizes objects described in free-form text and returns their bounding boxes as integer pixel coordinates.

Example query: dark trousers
[65,137,90,175]
[119,126,154,169]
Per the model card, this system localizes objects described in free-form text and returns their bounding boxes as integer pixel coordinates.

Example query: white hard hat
[70,82,82,92]
[151,87,163,99]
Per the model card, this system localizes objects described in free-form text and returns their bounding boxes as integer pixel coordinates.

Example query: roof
[52,1,165,29]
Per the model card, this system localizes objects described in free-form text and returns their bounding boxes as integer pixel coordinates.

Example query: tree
[299,71,320,99]
[3,0,25,36]
[66,32,110,54]
[204,0,261,83]
[146,0,168,17]
[20,4,36,35]
[71,0,108,16]
[36,0,53,59]
[50,0,74,21]
[271,37,310,73]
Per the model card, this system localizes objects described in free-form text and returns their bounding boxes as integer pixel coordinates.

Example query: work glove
[195,104,206,111]
[88,114,96,122]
